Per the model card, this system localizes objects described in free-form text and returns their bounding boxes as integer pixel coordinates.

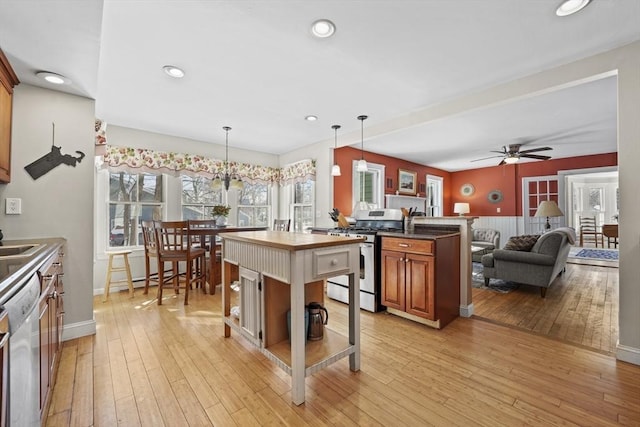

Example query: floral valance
[279,159,316,186]
[101,145,314,185]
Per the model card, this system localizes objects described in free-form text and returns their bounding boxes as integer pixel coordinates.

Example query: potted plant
[212,204,231,226]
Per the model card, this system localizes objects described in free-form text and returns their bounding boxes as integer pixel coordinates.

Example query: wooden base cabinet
[38,247,64,419]
[381,235,460,329]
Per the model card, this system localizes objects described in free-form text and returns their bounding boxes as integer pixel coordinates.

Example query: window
[108,172,163,247]
[181,175,223,219]
[352,162,385,211]
[237,182,270,227]
[291,180,314,232]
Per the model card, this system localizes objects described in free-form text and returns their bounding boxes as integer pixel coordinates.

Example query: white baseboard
[62,318,97,341]
[460,303,474,318]
[616,343,640,366]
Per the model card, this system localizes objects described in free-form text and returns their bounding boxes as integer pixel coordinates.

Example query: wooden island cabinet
[220,230,363,405]
[0,48,19,183]
[381,233,460,329]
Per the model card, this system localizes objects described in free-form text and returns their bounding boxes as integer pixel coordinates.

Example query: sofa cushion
[503,234,540,251]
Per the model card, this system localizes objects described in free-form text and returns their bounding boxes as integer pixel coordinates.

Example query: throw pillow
[503,234,540,251]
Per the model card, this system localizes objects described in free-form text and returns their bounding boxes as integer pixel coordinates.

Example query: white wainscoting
[471,216,525,249]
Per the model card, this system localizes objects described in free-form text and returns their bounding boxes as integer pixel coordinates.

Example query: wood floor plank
[46,274,639,427]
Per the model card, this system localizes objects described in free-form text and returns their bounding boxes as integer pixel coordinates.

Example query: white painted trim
[62,319,97,341]
[616,343,640,366]
[460,303,474,318]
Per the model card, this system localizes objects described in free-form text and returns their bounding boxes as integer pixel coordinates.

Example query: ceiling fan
[472,143,553,166]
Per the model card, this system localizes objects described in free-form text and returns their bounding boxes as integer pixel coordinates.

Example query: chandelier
[212,126,243,191]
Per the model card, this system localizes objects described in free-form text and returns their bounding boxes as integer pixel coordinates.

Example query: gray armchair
[481,228,576,298]
[471,228,500,262]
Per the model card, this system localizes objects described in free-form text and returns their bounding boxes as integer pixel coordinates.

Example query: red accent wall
[333,147,451,216]
[333,148,617,218]
[450,152,618,217]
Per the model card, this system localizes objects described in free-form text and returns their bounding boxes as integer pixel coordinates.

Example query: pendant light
[212,126,234,191]
[356,115,368,172]
[330,124,341,176]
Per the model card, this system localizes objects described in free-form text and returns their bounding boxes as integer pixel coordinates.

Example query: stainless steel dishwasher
[5,273,41,426]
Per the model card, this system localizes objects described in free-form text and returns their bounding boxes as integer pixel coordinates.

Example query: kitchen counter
[0,238,66,305]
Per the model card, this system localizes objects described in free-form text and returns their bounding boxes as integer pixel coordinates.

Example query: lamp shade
[535,200,564,230]
[534,201,563,218]
[453,202,470,216]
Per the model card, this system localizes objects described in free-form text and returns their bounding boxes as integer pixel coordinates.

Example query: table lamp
[453,202,470,216]
[534,200,564,230]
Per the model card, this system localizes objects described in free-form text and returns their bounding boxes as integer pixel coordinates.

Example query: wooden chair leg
[540,287,547,298]
[157,258,164,305]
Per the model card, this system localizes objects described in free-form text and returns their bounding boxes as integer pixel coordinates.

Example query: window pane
[238,207,269,227]
[140,174,163,202]
[293,206,314,232]
[294,181,313,204]
[239,183,269,205]
[110,172,138,202]
[181,176,220,204]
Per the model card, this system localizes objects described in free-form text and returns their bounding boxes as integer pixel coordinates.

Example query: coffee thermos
[306,302,328,341]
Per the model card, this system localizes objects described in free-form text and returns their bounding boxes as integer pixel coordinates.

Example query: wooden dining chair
[141,220,160,295]
[153,220,206,305]
[188,219,219,294]
[579,216,603,248]
[273,219,291,231]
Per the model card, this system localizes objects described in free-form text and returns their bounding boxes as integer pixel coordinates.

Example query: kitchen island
[220,230,363,405]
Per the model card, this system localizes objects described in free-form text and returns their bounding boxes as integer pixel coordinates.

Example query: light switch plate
[6,198,22,214]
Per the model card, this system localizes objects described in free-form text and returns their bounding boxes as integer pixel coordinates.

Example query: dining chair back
[273,219,291,231]
[141,220,160,295]
[579,216,603,248]
[153,220,206,305]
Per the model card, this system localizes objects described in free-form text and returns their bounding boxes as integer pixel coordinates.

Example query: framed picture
[398,169,417,195]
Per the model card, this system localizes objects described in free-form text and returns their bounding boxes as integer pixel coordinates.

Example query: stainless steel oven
[326,209,403,312]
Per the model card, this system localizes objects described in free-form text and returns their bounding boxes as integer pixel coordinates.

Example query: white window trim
[352,161,385,212]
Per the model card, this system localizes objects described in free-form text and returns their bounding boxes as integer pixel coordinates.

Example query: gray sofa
[480,228,576,297]
[471,228,500,262]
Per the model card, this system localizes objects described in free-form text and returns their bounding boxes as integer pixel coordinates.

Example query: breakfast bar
[220,231,363,405]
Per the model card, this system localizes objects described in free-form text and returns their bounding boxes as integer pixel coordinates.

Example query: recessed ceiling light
[36,71,71,85]
[556,0,591,16]
[311,19,336,38]
[305,115,318,121]
[162,65,185,78]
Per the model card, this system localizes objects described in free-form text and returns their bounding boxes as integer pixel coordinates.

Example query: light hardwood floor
[46,283,639,426]
[472,262,619,354]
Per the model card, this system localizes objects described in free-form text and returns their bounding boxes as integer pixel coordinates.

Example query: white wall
[0,84,96,339]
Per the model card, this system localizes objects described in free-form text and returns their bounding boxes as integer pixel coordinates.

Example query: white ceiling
[1,0,638,171]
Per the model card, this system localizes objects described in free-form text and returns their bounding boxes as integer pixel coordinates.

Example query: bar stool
[103,249,134,302]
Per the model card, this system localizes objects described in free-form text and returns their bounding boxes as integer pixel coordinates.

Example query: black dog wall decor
[24,123,86,180]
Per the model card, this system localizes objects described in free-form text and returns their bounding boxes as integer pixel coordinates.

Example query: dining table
[188,225,267,294]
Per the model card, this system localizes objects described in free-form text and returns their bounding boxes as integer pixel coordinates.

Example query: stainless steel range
[326,209,404,312]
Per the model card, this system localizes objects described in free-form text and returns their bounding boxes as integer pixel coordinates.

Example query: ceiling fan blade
[498,159,506,166]
[471,155,504,162]
[518,146,553,155]
[520,154,551,160]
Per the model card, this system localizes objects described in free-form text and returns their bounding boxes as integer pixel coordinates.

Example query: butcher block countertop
[220,230,364,250]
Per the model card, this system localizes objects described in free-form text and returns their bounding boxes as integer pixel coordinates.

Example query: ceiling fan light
[504,156,519,164]
[556,0,591,16]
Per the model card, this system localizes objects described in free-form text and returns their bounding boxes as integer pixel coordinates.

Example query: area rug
[574,249,618,260]
[472,263,519,293]
[567,246,619,267]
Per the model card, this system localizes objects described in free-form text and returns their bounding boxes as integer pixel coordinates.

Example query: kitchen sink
[0,244,42,258]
